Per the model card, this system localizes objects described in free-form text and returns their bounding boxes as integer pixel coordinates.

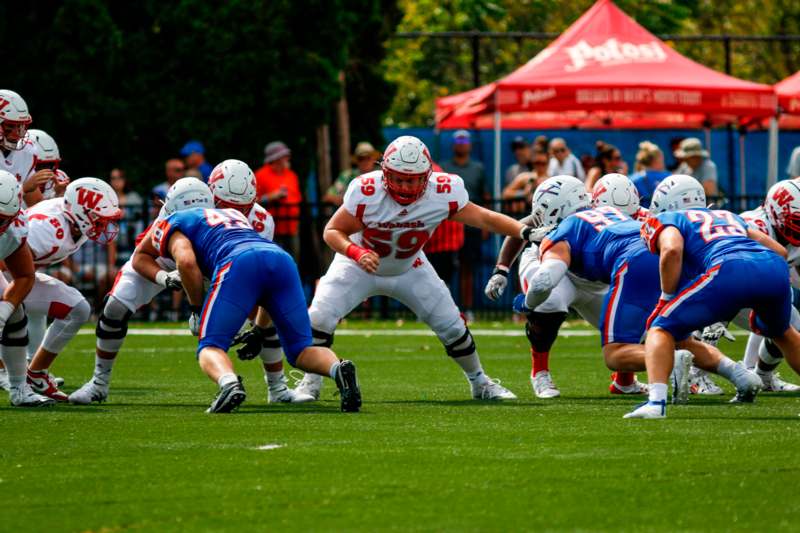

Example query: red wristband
[346,243,371,262]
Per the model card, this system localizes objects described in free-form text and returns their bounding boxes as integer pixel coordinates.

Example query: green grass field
[3,322,800,532]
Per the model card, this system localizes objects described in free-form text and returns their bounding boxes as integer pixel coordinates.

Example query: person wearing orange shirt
[255,141,302,259]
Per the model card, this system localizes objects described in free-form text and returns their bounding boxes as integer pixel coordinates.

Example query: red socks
[531,349,549,376]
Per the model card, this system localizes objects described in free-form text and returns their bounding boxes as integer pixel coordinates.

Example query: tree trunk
[336,70,351,173]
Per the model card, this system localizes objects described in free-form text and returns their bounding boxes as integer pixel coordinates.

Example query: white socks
[328,361,341,380]
[453,353,486,383]
[93,355,115,385]
[1,345,27,389]
[649,383,667,403]
[716,356,738,381]
[217,373,238,388]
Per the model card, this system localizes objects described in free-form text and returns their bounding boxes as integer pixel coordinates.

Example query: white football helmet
[208,159,256,211]
[0,170,22,232]
[592,173,640,217]
[163,177,214,216]
[0,90,32,150]
[531,175,590,227]
[63,178,122,243]
[381,136,431,205]
[765,179,800,246]
[26,129,60,165]
[649,174,705,215]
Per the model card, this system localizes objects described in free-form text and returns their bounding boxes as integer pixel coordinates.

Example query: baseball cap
[264,141,291,163]
[453,129,471,145]
[510,136,529,150]
[180,140,205,157]
[353,142,379,159]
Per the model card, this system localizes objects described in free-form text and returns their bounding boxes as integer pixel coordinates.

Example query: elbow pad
[526,259,568,310]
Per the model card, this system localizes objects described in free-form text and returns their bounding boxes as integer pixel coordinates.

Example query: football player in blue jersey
[134,207,361,413]
[627,175,800,419]
[518,177,760,406]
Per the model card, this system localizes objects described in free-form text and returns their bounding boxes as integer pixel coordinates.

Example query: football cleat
[206,376,246,413]
[69,379,109,405]
[623,399,666,419]
[670,350,693,405]
[758,371,800,393]
[729,364,762,404]
[27,369,69,402]
[0,368,9,391]
[267,376,315,404]
[54,376,65,387]
[474,378,518,400]
[10,383,56,407]
[530,371,560,399]
[688,367,724,395]
[609,373,648,395]
[293,371,323,401]
[334,360,361,412]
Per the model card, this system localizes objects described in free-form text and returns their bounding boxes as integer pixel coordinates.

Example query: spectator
[151,158,185,219]
[629,141,670,208]
[109,167,144,262]
[322,141,380,206]
[110,168,143,211]
[787,144,800,178]
[504,136,532,186]
[440,130,487,321]
[180,140,213,181]
[424,162,464,294]
[502,150,549,213]
[675,137,718,197]
[667,136,686,172]
[547,138,585,182]
[586,141,626,191]
[534,135,550,154]
[255,141,302,258]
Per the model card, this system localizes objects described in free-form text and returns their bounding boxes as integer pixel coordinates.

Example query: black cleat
[207,376,247,413]
[335,360,361,412]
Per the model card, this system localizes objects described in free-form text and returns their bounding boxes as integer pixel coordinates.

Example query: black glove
[233,326,269,361]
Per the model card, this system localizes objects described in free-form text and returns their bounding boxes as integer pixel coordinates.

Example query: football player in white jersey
[296,136,539,401]
[0,90,49,207]
[26,129,71,200]
[24,178,121,401]
[0,170,54,406]
[485,173,647,398]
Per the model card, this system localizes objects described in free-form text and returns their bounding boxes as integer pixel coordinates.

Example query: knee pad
[1,306,28,347]
[759,338,784,366]
[311,328,334,348]
[444,328,476,358]
[42,298,92,354]
[525,311,567,353]
[96,295,133,353]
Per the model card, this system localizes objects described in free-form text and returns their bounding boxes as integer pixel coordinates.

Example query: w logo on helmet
[77,188,102,209]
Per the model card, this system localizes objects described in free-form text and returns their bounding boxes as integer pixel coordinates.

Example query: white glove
[484,266,509,301]
[0,300,15,331]
[520,225,555,243]
[155,269,183,290]
[188,308,201,336]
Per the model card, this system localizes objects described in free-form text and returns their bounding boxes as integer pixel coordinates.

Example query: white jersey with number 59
[343,170,469,276]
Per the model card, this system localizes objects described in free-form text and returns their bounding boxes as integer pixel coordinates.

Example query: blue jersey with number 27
[641,208,765,278]
[541,206,643,283]
[153,207,270,277]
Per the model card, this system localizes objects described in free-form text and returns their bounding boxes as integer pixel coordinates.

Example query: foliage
[384,0,800,126]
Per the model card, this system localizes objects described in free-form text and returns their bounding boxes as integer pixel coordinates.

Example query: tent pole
[739,129,747,211]
[493,100,502,253]
[767,116,779,187]
[704,127,712,158]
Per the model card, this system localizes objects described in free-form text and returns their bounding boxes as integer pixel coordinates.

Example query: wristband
[346,243,372,262]
[492,265,509,277]
[154,270,168,288]
[660,292,675,302]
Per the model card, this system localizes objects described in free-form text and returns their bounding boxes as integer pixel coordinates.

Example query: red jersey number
[362,228,430,260]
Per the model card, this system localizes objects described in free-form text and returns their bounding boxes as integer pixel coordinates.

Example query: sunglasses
[169,166,185,172]
[533,160,548,166]
[552,148,566,154]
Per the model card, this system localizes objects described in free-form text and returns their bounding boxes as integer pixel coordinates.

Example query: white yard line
[77,328,753,338]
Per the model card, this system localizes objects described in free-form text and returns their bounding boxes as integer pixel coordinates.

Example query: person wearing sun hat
[322,142,381,206]
[254,141,302,258]
[675,137,718,197]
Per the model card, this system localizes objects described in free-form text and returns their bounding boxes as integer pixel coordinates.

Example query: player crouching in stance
[296,136,536,401]
[627,175,800,419]
[24,178,121,401]
[135,204,360,413]
[0,171,52,406]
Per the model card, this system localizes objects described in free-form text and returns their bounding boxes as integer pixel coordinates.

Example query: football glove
[512,293,531,314]
[520,224,555,244]
[699,322,735,346]
[232,326,268,361]
[164,270,183,291]
[484,266,509,301]
[188,306,201,336]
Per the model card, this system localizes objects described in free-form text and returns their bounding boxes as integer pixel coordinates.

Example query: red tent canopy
[436,0,776,129]
[777,70,800,114]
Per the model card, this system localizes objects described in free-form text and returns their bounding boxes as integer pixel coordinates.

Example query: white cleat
[473,378,517,400]
[69,379,109,405]
[758,371,800,393]
[671,350,693,405]
[729,363,762,403]
[10,384,56,407]
[530,370,561,399]
[623,399,666,419]
[688,367,724,395]
[0,368,9,391]
[267,376,315,404]
[292,372,323,401]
